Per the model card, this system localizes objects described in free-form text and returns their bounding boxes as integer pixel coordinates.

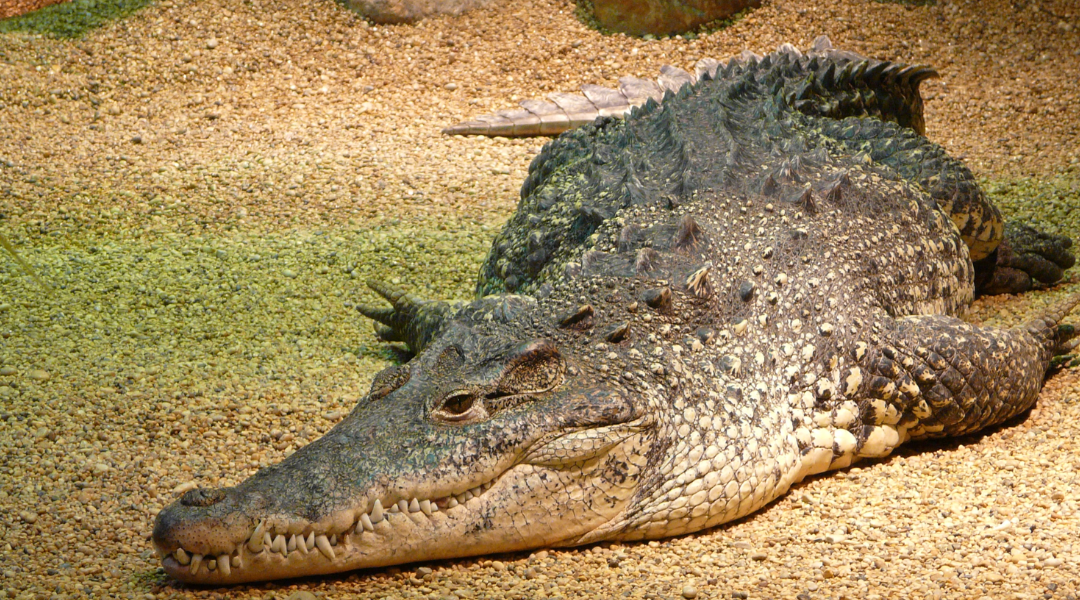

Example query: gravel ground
[1,0,1080,598]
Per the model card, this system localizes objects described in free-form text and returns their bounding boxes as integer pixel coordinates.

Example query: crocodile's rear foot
[975,222,1075,296]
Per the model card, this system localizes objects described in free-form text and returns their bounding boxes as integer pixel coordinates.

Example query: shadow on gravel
[0,0,154,38]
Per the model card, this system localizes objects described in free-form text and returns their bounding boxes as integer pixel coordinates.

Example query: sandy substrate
[1,0,1079,598]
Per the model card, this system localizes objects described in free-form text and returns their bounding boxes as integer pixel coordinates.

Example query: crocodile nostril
[180,488,227,507]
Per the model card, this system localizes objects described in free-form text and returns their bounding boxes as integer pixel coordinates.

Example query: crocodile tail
[441,64,699,137]
[443,37,935,138]
[788,35,938,136]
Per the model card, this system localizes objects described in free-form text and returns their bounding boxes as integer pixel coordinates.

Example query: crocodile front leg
[804,295,1080,475]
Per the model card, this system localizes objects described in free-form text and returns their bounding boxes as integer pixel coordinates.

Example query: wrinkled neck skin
[151,282,701,584]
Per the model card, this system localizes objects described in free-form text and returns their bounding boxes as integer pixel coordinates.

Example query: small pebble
[27,369,50,381]
[284,592,316,600]
[19,510,37,524]
[0,367,15,376]
[681,584,697,599]
[445,82,458,91]
[173,481,199,495]
[283,269,298,278]
[206,38,219,49]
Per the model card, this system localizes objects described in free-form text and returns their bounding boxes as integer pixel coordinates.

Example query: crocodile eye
[442,393,474,415]
[434,391,487,423]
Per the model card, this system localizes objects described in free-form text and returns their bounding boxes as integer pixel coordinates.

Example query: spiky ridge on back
[475,42,941,299]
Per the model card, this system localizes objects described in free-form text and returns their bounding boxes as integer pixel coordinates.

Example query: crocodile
[151,37,1078,584]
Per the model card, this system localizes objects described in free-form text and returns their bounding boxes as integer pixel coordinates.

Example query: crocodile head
[152,292,655,584]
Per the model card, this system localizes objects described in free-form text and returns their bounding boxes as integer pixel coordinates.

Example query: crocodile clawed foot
[975,222,1075,296]
[355,280,457,354]
[1045,298,1080,371]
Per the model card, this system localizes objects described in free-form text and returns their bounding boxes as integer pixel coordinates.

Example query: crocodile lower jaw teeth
[168,479,498,576]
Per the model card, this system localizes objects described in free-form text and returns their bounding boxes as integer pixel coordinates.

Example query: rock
[285,592,317,600]
[589,0,760,36]
[681,584,697,599]
[19,510,37,524]
[0,367,16,376]
[343,0,498,24]
[27,369,50,381]
[173,481,199,495]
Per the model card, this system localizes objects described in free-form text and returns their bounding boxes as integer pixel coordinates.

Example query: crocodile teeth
[419,499,433,516]
[389,501,400,514]
[360,513,374,531]
[287,534,299,553]
[190,553,203,574]
[330,534,338,546]
[217,554,231,577]
[263,531,272,550]
[207,558,217,571]
[408,498,421,513]
[175,548,191,566]
[315,534,335,561]
[271,534,287,556]
[447,497,459,509]
[305,531,315,551]
[247,521,265,552]
[370,499,384,523]
[398,499,409,513]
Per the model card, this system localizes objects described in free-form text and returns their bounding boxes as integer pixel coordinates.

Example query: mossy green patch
[573,0,753,39]
[128,567,167,590]
[0,0,154,39]
[983,175,1080,238]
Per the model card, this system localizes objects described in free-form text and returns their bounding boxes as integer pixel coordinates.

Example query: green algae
[0,0,155,39]
[573,0,755,39]
[983,175,1080,239]
[0,230,49,290]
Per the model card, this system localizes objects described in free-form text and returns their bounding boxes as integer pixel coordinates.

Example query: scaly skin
[151,37,1078,585]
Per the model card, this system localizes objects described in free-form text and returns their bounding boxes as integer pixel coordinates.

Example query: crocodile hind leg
[355,280,459,355]
[975,222,1076,295]
[802,294,1080,478]
[814,117,1075,295]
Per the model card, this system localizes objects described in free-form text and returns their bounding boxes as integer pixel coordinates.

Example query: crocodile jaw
[155,461,632,584]
[152,367,649,584]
